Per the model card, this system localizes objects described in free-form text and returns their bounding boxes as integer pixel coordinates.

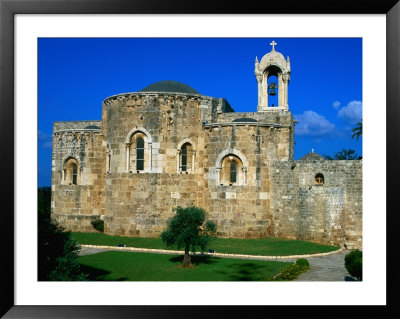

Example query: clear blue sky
[38,38,362,187]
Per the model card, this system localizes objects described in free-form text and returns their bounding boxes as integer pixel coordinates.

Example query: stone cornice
[53,128,102,135]
[102,91,216,105]
[203,122,291,129]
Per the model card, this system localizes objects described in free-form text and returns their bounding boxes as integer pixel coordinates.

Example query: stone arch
[125,127,153,173]
[62,156,80,185]
[177,137,196,151]
[125,127,153,144]
[215,149,248,168]
[177,138,197,173]
[215,149,248,185]
[263,65,283,107]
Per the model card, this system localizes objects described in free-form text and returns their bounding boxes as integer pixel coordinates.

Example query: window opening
[315,173,324,185]
[267,75,279,107]
[136,137,144,171]
[181,145,187,172]
[72,163,77,185]
[230,162,237,183]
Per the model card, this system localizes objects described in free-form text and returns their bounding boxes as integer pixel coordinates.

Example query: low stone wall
[270,160,362,248]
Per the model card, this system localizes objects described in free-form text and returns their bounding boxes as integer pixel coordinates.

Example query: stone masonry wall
[270,160,362,248]
[202,122,292,238]
[105,173,202,237]
[102,92,213,235]
[217,111,293,127]
[100,91,295,238]
[51,127,107,232]
[102,93,220,175]
[51,90,361,248]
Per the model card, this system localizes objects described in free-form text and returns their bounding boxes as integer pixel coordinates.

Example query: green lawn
[71,232,340,256]
[78,251,291,281]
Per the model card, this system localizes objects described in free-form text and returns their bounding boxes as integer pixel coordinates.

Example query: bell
[268,87,277,96]
[268,82,277,96]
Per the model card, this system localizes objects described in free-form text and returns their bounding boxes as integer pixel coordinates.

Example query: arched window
[315,173,324,185]
[136,137,144,171]
[62,157,79,185]
[125,127,153,173]
[181,145,188,171]
[230,162,237,183]
[215,149,248,186]
[177,141,194,173]
[218,155,246,186]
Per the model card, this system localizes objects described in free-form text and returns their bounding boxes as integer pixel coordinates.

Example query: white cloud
[332,101,341,109]
[38,130,50,141]
[38,130,52,148]
[42,141,53,149]
[337,100,362,124]
[294,111,335,137]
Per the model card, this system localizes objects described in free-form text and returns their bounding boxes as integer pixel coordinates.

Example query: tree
[323,148,362,160]
[352,120,362,141]
[38,187,87,281]
[161,206,217,268]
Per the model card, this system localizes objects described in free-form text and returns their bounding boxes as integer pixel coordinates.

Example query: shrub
[345,249,362,280]
[296,258,310,269]
[91,219,104,232]
[273,258,311,281]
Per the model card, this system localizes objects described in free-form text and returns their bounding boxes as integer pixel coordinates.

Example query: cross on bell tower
[270,40,277,51]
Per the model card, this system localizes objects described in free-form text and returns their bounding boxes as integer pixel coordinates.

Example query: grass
[71,232,340,256]
[78,251,291,281]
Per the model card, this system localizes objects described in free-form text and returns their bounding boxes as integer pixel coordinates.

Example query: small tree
[352,120,362,141]
[161,206,217,268]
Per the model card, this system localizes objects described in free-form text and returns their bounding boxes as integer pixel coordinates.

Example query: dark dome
[140,80,200,94]
[232,118,258,123]
[299,152,326,162]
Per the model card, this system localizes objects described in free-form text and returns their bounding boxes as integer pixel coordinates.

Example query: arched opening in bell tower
[265,65,281,108]
[267,74,279,107]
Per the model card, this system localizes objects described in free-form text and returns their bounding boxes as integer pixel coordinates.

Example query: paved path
[291,249,356,281]
[79,246,357,281]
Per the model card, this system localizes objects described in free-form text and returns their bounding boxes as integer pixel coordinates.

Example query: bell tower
[255,41,291,111]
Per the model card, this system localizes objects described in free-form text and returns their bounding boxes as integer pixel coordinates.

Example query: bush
[296,258,310,269]
[91,219,104,232]
[345,250,362,280]
[273,258,311,281]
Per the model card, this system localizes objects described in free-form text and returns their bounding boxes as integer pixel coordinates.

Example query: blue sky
[38,38,362,187]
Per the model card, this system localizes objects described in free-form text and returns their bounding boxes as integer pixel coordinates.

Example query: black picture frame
[1,0,399,317]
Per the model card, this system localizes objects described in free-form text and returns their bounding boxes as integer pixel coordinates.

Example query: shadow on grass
[168,254,219,265]
[79,264,127,281]
[225,262,269,281]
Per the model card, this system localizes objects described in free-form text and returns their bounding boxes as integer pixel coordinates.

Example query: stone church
[51,42,362,249]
